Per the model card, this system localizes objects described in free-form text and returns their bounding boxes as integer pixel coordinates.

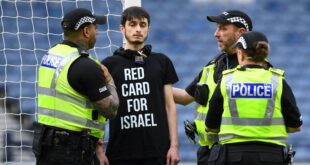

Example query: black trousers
[197,145,210,165]
[224,143,285,165]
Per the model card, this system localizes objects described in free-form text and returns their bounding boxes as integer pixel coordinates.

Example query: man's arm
[172,87,194,105]
[281,79,303,133]
[172,70,202,106]
[164,84,180,165]
[93,64,119,119]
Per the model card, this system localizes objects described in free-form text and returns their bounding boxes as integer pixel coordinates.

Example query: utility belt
[225,142,284,153]
[208,142,285,165]
[32,122,98,161]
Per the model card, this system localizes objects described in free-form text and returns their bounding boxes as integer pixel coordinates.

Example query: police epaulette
[222,68,237,75]
[269,68,284,76]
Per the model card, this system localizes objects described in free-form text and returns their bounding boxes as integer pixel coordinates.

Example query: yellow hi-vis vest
[38,44,106,138]
[194,64,219,147]
[219,66,287,147]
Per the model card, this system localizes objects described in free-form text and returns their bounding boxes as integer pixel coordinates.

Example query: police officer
[173,10,256,164]
[33,8,119,165]
[205,31,303,165]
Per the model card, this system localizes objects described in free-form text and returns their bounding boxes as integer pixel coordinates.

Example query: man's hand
[96,139,109,165]
[166,145,180,165]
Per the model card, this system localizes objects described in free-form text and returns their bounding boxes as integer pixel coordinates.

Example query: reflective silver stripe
[195,112,206,121]
[265,73,280,118]
[198,133,205,142]
[225,72,281,125]
[207,133,219,142]
[219,134,287,144]
[38,86,93,109]
[221,117,284,126]
[196,66,214,143]
[195,67,211,120]
[39,107,105,130]
[225,73,239,117]
[195,111,207,141]
[51,52,80,89]
[203,67,210,84]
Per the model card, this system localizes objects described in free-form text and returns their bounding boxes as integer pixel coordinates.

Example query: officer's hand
[194,83,209,106]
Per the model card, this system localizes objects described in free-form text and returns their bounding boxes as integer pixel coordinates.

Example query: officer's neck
[224,47,237,55]
[64,36,89,50]
[240,60,264,67]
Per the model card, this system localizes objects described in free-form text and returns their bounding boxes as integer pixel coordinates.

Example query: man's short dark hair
[121,6,150,26]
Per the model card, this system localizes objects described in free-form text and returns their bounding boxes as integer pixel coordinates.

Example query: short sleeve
[68,56,111,102]
[185,71,202,97]
[163,55,178,85]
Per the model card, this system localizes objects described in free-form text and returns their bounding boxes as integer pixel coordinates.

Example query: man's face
[214,23,242,53]
[121,17,149,45]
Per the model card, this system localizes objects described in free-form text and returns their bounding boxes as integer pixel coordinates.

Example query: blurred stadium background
[0,0,309,164]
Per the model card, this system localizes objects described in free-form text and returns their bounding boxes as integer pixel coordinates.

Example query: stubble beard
[220,37,237,54]
[125,32,148,46]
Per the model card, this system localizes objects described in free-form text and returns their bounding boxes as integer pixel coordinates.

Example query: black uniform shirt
[186,53,238,97]
[205,64,303,129]
[63,40,111,102]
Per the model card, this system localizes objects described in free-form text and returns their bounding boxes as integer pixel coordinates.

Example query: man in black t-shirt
[101,6,180,165]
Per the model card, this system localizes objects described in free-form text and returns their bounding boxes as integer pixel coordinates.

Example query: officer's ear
[239,27,246,34]
[237,49,245,64]
[236,27,246,37]
[82,25,91,38]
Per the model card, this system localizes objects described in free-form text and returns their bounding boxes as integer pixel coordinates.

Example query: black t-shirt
[185,53,238,97]
[62,40,111,102]
[205,65,303,129]
[101,47,178,160]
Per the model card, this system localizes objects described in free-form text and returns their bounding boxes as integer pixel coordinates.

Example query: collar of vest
[61,40,89,57]
[240,64,265,69]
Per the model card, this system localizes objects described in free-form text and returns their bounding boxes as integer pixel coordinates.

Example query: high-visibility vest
[194,64,219,147]
[37,44,106,138]
[219,66,287,146]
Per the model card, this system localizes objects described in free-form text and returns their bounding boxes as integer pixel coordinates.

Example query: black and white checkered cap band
[236,36,247,49]
[227,17,249,31]
[74,16,96,30]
